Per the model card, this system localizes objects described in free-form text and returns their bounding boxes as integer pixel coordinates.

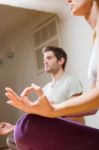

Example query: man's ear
[58,57,65,66]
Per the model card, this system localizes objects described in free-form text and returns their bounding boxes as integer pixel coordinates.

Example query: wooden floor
[0,148,10,150]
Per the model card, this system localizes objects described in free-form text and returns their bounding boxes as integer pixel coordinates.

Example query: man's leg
[15,114,99,150]
[6,131,17,150]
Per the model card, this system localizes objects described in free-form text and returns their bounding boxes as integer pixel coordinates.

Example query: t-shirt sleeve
[67,77,83,98]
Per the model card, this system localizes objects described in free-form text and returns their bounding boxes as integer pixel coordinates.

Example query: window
[33,16,61,74]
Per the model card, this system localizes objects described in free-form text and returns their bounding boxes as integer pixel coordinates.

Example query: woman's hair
[95,0,99,5]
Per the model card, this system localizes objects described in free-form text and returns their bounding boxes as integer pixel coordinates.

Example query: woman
[5,0,99,149]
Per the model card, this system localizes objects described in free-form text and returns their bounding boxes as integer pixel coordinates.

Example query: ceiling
[0,0,70,38]
[0,5,38,38]
[0,0,68,15]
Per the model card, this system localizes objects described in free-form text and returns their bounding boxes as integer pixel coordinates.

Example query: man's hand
[0,122,15,135]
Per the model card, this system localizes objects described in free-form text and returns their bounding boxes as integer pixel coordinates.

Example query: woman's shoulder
[94,19,99,43]
[96,18,99,33]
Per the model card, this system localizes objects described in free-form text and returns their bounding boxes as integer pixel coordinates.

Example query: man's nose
[43,59,47,64]
[66,0,72,4]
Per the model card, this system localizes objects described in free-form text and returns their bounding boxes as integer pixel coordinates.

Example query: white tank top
[88,34,97,85]
[88,49,97,84]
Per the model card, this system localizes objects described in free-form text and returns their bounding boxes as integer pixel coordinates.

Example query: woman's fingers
[20,83,43,97]
[5,87,18,97]
[5,87,21,104]
[31,83,44,96]
[7,100,18,107]
[5,92,21,103]
[20,87,33,97]
[5,84,44,101]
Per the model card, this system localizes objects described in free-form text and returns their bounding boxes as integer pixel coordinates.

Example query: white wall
[0,12,53,122]
[59,16,99,128]
[0,11,99,134]
[59,16,92,89]
[0,12,53,146]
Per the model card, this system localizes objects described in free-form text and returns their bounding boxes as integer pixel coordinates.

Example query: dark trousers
[14,114,99,150]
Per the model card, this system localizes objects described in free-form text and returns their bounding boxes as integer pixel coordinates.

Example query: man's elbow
[87,109,98,115]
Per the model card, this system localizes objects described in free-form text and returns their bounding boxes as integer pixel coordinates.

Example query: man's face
[65,0,93,16]
[43,51,61,74]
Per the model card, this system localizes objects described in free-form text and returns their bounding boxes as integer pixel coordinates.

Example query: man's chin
[45,70,51,73]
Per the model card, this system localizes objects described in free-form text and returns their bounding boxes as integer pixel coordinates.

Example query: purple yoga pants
[14,114,99,150]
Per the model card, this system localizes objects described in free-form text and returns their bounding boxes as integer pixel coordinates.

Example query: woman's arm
[51,88,99,118]
[96,21,99,88]
[5,85,99,118]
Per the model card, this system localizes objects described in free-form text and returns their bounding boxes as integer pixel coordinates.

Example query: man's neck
[85,2,99,29]
[51,69,65,81]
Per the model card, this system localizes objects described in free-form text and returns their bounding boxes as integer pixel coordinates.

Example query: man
[19,46,85,123]
[6,46,84,124]
[42,46,85,124]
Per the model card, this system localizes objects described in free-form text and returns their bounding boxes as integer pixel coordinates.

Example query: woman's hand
[20,83,44,97]
[5,84,55,117]
[5,87,34,113]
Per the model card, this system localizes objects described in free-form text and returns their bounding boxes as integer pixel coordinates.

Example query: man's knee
[6,131,17,150]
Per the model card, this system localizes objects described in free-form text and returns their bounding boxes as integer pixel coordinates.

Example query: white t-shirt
[43,73,83,104]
